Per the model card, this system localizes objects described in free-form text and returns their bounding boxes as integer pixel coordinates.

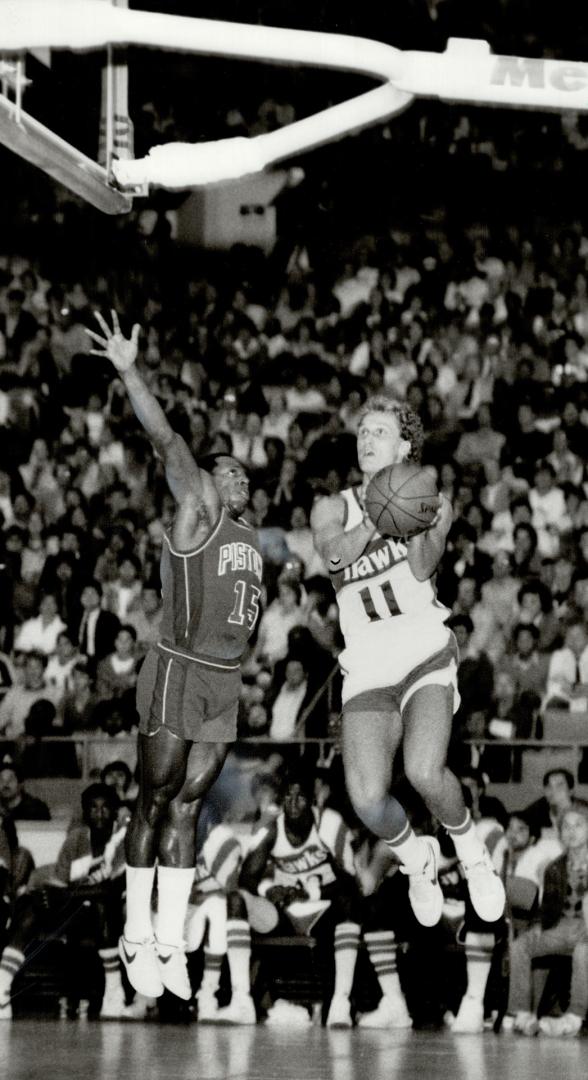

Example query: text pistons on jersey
[218,541,263,581]
[342,538,407,582]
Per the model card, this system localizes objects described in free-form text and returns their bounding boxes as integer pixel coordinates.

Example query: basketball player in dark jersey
[87,312,263,1002]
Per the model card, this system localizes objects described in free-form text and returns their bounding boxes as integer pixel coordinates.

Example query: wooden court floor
[0,1020,586,1080]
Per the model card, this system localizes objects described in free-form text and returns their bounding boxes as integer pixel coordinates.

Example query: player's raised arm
[87,311,217,509]
[406,492,453,581]
[310,493,376,573]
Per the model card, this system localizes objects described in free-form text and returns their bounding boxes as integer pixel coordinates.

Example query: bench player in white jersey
[311,395,505,929]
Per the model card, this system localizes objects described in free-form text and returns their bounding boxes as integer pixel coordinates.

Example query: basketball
[364,463,439,538]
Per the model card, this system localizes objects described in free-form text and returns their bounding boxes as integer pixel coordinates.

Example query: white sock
[364,931,403,1001]
[155,866,195,947]
[443,813,485,866]
[333,922,360,998]
[199,951,222,999]
[99,947,122,995]
[0,947,23,997]
[462,933,494,1005]
[124,865,157,942]
[385,824,428,875]
[226,919,251,998]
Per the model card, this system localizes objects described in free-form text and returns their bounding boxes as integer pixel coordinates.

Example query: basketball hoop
[1,0,587,209]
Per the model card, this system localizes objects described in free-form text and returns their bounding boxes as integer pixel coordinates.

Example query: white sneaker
[100,985,127,1019]
[513,1011,539,1036]
[539,1013,582,1037]
[326,994,353,1028]
[0,995,12,1020]
[461,849,505,922]
[119,936,163,998]
[401,836,443,927]
[358,995,412,1029]
[197,991,219,1022]
[451,995,484,1034]
[210,993,257,1025]
[122,995,156,1020]
[156,942,192,1001]
[265,999,312,1027]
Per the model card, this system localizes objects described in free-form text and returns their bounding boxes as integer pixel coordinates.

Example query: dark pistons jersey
[158,509,263,664]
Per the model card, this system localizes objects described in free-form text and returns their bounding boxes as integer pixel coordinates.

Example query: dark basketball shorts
[136,643,241,743]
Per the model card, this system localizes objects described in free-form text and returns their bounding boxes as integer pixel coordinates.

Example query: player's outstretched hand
[86,309,140,373]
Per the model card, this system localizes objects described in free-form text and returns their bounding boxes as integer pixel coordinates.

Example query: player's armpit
[310,495,347,568]
[163,432,217,506]
[311,494,375,571]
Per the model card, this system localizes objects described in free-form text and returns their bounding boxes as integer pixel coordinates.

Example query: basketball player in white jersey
[311,395,505,928]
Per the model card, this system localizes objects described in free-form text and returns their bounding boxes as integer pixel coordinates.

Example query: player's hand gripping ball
[364,463,439,538]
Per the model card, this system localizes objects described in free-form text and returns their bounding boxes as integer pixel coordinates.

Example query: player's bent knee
[142,785,178,827]
[403,759,443,795]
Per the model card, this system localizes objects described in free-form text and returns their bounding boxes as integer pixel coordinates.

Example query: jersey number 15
[228,580,262,630]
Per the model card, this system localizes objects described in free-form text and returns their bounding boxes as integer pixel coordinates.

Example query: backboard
[0,0,135,214]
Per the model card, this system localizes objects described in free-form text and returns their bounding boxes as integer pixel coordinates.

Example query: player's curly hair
[358,395,425,463]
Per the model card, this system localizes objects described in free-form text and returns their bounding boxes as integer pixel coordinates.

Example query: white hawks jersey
[330,487,454,703]
[267,807,354,891]
[331,486,449,645]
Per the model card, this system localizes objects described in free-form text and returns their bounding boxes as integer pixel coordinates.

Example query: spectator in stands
[0,782,130,1020]
[514,580,561,655]
[267,654,311,741]
[511,522,541,581]
[507,806,588,1037]
[101,760,137,821]
[59,658,100,733]
[103,554,143,621]
[13,593,67,657]
[451,575,500,662]
[447,614,494,762]
[74,580,121,673]
[261,392,292,443]
[126,584,162,655]
[505,624,550,703]
[501,402,550,485]
[44,631,80,698]
[480,550,519,640]
[240,768,362,1027]
[0,653,60,740]
[254,580,305,670]
[547,427,584,487]
[454,402,506,470]
[544,618,588,710]
[38,551,80,628]
[438,525,492,607]
[0,755,50,820]
[86,698,137,778]
[284,504,327,579]
[529,461,570,558]
[497,811,562,935]
[95,625,140,701]
[524,768,588,839]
